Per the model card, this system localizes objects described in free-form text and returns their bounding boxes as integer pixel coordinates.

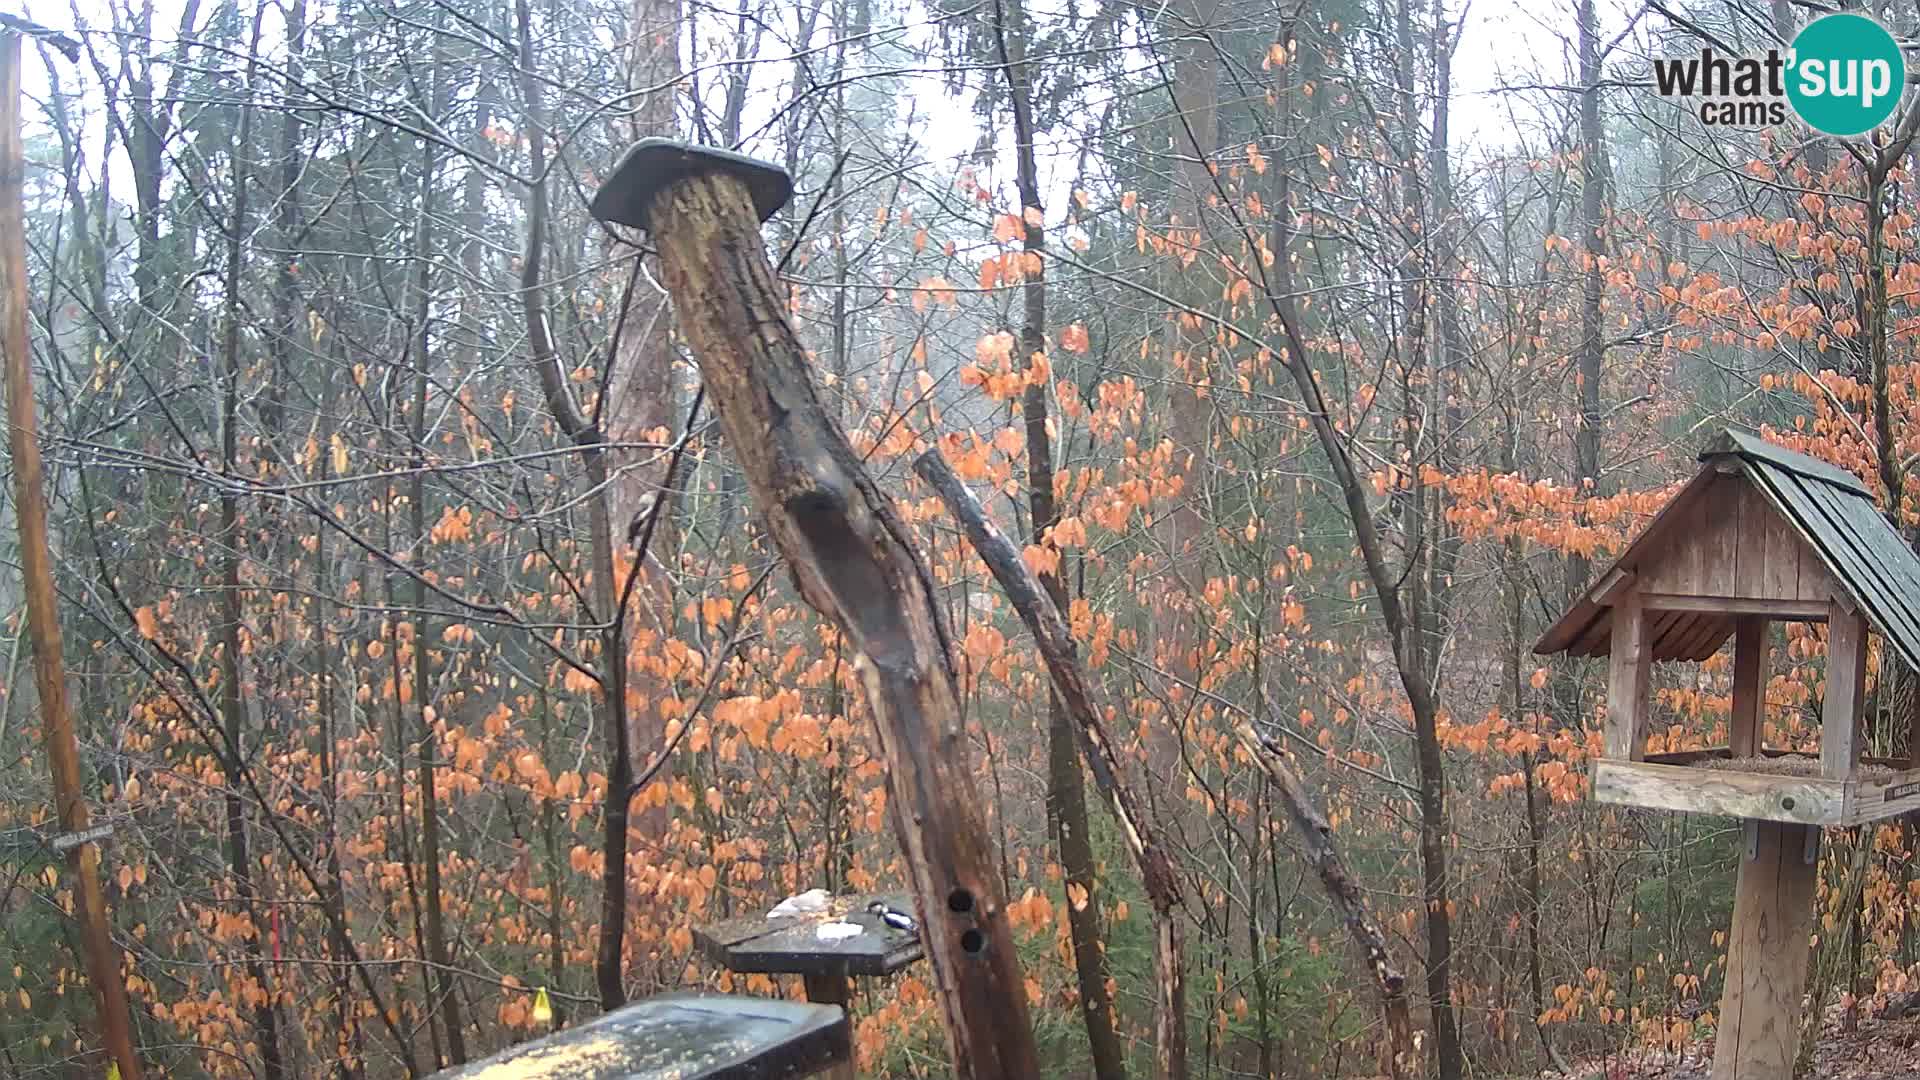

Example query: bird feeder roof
[1535,428,1920,671]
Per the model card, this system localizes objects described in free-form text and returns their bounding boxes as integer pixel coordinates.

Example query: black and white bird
[625,491,659,549]
[867,900,917,933]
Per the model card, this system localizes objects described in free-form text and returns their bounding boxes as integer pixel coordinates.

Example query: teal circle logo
[1787,13,1906,136]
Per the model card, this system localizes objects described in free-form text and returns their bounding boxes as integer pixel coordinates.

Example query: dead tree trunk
[591,141,1042,1079]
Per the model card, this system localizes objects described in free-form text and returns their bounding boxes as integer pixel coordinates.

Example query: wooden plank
[1700,476,1739,596]
[1640,491,1710,595]
[1594,567,1636,604]
[1677,617,1734,662]
[1536,468,1718,654]
[1711,821,1818,1080]
[1591,760,1844,825]
[1732,476,1766,599]
[1754,470,1902,641]
[1658,610,1722,663]
[1606,591,1653,760]
[1731,617,1767,756]
[1822,602,1868,780]
[1571,611,1612,656]
[1842,767,1920,824]
[1645,608,1690,658]
[1638,595,1828,619]
[1641,747,1907,769]
[1759,496,1802,600]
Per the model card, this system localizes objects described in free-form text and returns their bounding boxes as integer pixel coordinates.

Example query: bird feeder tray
[1592,751,1920,826]
[693,892,924,981]
[431,994,848,1080]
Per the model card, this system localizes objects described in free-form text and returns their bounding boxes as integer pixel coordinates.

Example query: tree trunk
[1569,0,1607,597]
[636,158,1044,1079]
[408,58,467,1059]
[517,0,642,1009]
[991,1,1129,1075]
[217,29,284,1075]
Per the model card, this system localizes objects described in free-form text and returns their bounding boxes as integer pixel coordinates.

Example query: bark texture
[643,168,1043,1079]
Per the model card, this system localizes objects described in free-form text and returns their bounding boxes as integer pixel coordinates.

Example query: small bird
[867,900,917,933]
[625,491,659,549]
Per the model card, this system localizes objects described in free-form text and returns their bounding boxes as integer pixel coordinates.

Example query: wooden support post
[800,974,855,1080]
[0,31,145,1080]
[1823,601,1868,780]
[1606,590,1652,760]
[1712,821,1819,1080]
[589,140,1042,1079]
[1731,617,1767,757]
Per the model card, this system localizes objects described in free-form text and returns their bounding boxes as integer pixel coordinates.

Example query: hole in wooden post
[960,929,985,954]
[947,888,973,913]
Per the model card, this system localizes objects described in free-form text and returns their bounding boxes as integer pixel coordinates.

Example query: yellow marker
[531,987,552,1024]
[107,1065,121,1080]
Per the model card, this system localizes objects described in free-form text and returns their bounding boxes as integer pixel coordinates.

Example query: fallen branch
[916,446,1188,1079]
[913,446,1418,1079]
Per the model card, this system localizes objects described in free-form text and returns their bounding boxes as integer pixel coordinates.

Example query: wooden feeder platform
[1595,747,1920,826]
[692,892,923,982]
[692,892,924,1080]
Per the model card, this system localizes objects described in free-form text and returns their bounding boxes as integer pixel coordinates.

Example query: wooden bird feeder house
[1537,428,1920,1080]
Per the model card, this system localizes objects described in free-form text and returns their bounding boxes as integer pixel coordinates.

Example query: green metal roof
[1708,428,1920,672]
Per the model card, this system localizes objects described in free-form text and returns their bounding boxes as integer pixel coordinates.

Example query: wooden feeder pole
[0,29,146,1080]
[1714,819,1818,1080]
[588,140,1043,1079]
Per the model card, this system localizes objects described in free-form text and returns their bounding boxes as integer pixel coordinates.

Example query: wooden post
[800,974,855,1080]
[1712,820,1819,1080]
[1606,590,1652,759]
[1822,601,1868,780]
[589,140,1042,1079]
[0,31,145,1080]
[1730,617,1767,757]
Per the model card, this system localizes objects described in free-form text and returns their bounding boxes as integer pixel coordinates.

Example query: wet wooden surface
[693,891,923,978]
[433,994,848,1079]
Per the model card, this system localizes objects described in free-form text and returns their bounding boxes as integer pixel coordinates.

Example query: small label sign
[1885,782,1920,803]
[49,824,112,852]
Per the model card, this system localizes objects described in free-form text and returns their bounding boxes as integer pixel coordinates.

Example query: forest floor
[1551,1006,1920,1078]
